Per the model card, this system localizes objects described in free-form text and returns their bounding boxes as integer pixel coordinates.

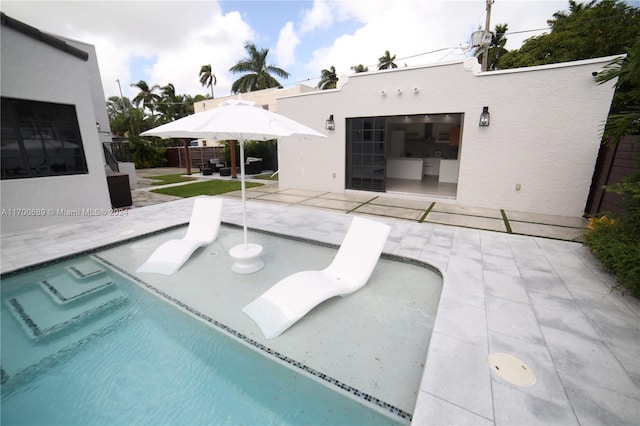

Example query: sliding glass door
[346,117,386,192]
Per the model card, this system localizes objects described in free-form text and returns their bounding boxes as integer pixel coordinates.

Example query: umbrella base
[229,243,264,274]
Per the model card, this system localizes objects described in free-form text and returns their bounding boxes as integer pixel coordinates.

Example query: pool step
[39,275,115,304]
[1,309,135,387]
[5,285,127,340]
[1,258,134,388]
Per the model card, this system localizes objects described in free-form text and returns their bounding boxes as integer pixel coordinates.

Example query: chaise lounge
[242,216,391,338]
[136,197,224,275]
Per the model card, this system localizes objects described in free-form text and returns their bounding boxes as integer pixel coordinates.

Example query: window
[346,117,386,192]
[1,97,89,179]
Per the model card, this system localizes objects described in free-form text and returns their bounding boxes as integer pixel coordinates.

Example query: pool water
[1,257,401,425]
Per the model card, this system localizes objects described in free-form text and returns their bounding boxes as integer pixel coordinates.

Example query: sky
[1,0,606,101]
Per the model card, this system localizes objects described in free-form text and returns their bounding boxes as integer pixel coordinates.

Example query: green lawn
[150,179,264,197]
[253,172,278,181]
[147,174,198,185]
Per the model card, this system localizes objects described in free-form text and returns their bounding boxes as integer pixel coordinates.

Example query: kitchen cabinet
[450,126,460,146]
[387,157,423,180]
[423,158,440,176]
[439,160,459,183]
[390,130,405,157]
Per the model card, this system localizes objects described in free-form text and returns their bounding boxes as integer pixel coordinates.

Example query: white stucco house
[1,13,118,233]
[276,56,620,218]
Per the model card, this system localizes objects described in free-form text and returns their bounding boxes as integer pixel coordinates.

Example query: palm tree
[155,83,189,123]
[106,96,131,121]
[475,23,509,71]
[350,64,369,73]
[548,0,597,28]
[229,42,290,94]
[318,66,338,90]
[130,80,161,114]
[199,64,217,98]
[596,37,640,143]
[378,50,398,70]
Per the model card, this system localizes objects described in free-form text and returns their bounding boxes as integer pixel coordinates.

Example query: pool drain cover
[488,353,536,386]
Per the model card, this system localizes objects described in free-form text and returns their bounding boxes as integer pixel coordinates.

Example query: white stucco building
[276,56,619,217]
[1,13,115,233]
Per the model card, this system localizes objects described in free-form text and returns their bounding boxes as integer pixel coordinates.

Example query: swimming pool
[1,225,443,424]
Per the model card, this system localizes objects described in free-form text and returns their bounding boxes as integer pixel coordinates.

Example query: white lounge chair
[136,197,224,275]
[242,216,391,339]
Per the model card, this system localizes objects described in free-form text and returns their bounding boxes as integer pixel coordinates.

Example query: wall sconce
[325,114,335,131]
[479,106,490,127]
[413,87,419,94]
[397,88,402,95]
[380,90,386,96]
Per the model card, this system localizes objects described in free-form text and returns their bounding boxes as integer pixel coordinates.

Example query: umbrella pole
[239,140,248,249]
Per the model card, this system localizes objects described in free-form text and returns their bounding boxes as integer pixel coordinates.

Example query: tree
[107,96,132,136]
[199,64,216,98]
[229,42,290,93]
[597,37,640,142]
[155,83,192,124]
[498,0,640,69]
[130,80,161,114]
[106,96,131,122]
[475,24,509,71]
[548,0,597,24]
[318,65,338,90]
[378,50,398,70]
[350,64,369,73]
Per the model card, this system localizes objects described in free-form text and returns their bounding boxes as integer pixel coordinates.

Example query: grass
[150,179,264,197]
[147,174,198,185]
[253,173,278,181]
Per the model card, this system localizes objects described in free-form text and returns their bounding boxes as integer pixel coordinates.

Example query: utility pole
[482,0,493,72]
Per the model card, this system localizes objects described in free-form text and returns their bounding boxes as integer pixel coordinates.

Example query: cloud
[299,0,333,33]
[303,0,567,79]
[304,1,476,78]
[146,10,254,98]
[1,1,254,98]
[275,22,301,68]
[1,0,571,102]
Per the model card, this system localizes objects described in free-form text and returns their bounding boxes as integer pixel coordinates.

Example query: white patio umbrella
[141,99,326,273]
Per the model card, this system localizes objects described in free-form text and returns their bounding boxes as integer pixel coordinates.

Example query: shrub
[584,172,640,297]
[130,136,167,168]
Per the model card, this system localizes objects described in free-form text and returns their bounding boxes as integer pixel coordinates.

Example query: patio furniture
[199,164,213,175]
[199,158,225,175]
[219,167,231,177]
[136,197,224,275]
[244,157,262,175]
[242,216,391,338]
[209,158,225,172]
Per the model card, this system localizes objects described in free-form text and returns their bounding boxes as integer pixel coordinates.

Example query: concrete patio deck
[132,167,589,242]
[1,169,638,425]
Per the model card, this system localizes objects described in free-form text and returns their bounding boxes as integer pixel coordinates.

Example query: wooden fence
[586,135,639,216]
[166,146,225,168]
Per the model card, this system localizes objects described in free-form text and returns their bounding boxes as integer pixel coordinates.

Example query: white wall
[277,57,618,217]
[1,24,112,233]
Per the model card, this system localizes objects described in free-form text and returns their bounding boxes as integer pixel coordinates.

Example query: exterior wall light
[413,87,419,94]
[397,88,402,95]
[325,114,335,130]
[479,106,490,127]
[381,90,386,96]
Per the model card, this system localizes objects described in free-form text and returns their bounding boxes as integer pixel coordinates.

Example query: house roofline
[276,54,625,102]
[1,12,89,61]
[475,54,626,77]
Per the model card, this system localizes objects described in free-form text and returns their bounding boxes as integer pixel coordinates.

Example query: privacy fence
[586,135,640,216]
